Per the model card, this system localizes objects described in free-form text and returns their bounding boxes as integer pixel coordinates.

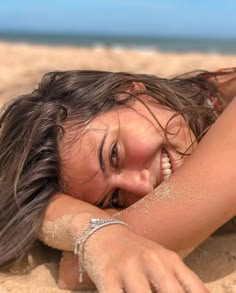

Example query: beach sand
[0,41,235,292]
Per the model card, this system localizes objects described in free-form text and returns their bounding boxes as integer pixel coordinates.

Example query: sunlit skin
[60,94,196,209]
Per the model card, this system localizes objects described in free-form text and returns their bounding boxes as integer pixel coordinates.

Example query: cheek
[124,133,161,162]
[164,115,194,146]
[121,122,163,161]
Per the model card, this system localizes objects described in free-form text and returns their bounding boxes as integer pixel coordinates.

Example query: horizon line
[0,29,235,41]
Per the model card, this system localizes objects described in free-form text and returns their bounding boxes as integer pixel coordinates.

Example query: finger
[123,271,153,293]
[148,270,184,293]
[143,252,184,293]
[174,260,210,293]
[95,271,124,293]
[97,282,124,293]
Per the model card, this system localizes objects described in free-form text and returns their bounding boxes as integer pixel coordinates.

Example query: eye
[110,189,122,208]
[110,141,119,168]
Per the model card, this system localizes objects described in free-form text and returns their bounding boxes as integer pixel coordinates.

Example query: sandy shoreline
[0,41,235,292]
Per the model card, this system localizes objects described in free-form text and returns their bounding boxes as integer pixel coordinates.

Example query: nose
[115,169,154,196]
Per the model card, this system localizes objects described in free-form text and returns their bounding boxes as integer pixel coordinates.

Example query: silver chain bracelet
[74,218,129,283]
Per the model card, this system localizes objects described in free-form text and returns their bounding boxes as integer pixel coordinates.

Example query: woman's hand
[62,220,208,293]
[40,194,209,292]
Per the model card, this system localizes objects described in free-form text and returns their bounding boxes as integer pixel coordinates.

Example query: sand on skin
[0,41,235,292]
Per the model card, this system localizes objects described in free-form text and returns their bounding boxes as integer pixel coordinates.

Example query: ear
[126,81,146,92]
[118,81,146,100]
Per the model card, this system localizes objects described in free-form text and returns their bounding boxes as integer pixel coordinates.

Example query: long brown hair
[0,69,226,266]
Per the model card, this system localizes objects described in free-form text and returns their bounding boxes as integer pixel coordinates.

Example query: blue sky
[0,0,236,38]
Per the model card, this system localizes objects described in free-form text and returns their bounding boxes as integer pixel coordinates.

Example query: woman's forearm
[39,193,113,251]
[116,98,236,253]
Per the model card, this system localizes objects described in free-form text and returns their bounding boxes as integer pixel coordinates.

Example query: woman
[0,68,235,292]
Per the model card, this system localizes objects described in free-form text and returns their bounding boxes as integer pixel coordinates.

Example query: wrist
[70,212,112,242]
[72,217,129,283]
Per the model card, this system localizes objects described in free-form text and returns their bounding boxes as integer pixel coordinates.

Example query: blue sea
[0,31,236,54]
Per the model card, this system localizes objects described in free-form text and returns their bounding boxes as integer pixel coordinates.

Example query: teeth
[162,156,170,163]
[163,168,171,175]
[162,162,171,169]
[161,150,172,180]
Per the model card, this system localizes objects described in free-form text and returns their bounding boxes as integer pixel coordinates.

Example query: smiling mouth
[160,148,173,182]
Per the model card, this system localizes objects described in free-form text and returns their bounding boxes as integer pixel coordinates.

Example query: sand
[0,41,235,292]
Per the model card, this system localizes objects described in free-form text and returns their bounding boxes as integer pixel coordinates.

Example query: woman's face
[61,96,196,209]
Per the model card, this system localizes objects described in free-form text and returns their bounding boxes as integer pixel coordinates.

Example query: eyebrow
[98,131,108,176]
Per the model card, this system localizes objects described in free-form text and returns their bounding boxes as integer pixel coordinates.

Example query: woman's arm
[40,194,208,292]
[39,193,115,251]
[116,98,236,254]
